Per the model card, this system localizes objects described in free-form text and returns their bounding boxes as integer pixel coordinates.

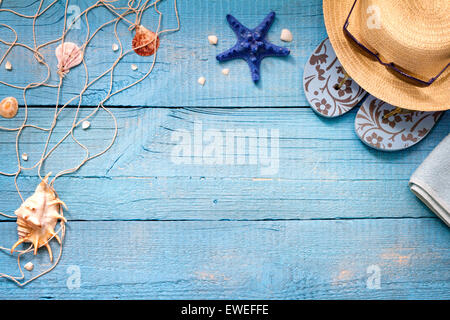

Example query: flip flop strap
[382,107,411,119]
[334,70,350,90]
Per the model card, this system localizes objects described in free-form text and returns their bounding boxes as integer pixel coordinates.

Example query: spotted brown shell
[132,25,160,57]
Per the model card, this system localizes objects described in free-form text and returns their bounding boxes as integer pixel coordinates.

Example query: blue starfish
[216,12,290,83]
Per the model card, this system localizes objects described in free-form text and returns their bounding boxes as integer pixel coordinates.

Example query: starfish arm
[254,11,276,37]
[244,59,262,83]
[262,42,290,57]
[216,44,246,62]
[226,14,250,37]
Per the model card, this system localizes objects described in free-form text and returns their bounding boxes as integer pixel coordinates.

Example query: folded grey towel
[409,134,450,227]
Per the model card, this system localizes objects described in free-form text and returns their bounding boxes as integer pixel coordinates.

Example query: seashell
[5,61,12,71]
[22,153,28,161]
[132,25,160,56]
[131,64,138,71]
[82,120,90,130]
[280,28,293,42]
[221,68,230,75]
[208,35,218,45]
[55,42,83,77]
[11,173,67,262]
[198,76,206,86]
[24,262,34,271]
[0,97,19,119]
[112,43,119,52]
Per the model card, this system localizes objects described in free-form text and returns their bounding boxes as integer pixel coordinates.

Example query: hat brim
[323,0,449,111]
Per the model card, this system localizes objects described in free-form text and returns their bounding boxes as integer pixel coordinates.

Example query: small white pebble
[22,153,28,161]
[197,76,206,86]
[24,262,34,271]
[5,61,12,71]
[221,68,230,76]
[208,35,218,45]
[280,28,293,42]
[82,120,90,130]
[131,64,138,71]
[112,43,119,51]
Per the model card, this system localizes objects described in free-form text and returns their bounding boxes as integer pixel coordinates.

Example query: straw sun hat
[323,0,450,111]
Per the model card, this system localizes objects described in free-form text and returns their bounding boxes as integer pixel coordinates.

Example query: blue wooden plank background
[0,0,449,299]
[0,0,325,106]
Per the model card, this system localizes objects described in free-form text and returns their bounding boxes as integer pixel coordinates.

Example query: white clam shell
[198,76,206,86]
[280,29,293,42]
[208,35,218,45]
[24,262,34,271]
[82,120,90,130]
[5,61,12,70]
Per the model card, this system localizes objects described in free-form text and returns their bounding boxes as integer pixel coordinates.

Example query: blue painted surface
[0,0,326,107]
[0,0,449,299]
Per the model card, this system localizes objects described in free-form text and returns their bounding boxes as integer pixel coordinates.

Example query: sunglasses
[343,0,449,86]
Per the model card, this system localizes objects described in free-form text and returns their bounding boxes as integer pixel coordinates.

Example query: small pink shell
[55,42,83,76]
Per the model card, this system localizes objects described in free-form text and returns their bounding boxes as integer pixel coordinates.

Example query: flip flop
[303,38,366,118]
[355,95,444,151]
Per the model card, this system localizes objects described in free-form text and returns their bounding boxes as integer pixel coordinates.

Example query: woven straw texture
[323,0,449,111]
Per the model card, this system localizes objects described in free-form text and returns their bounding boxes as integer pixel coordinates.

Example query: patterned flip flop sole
[355,95,444,151]
[303,38,366,118]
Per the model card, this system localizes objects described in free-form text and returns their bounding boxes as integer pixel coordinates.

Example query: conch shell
[0,97,18,119]
[11,174,67,261]
[55,42,83,77]
[132,25,160,56]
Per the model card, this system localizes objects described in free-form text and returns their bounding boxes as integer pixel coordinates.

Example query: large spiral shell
[11,174,67,261]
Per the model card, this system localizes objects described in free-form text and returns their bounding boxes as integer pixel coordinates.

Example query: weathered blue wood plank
[0,0,325,107]
[0,219,448,299]
[0,108,448,221]
[0,108,448,179]
[0,0,449,301]
[0,175,441,221]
